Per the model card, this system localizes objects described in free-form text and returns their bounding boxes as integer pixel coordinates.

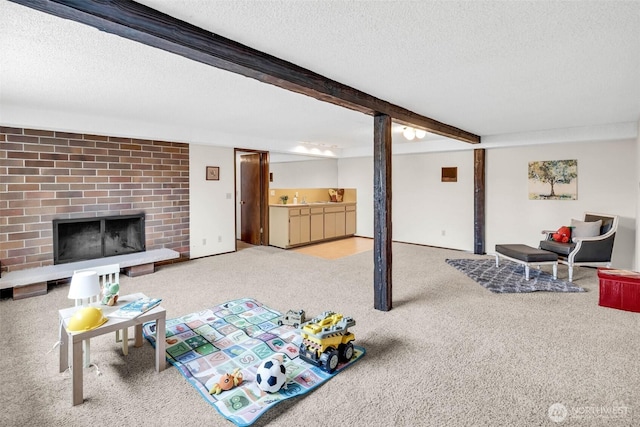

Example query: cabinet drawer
[310,207,324,214]
[346,205,356,212]
[289,209,301,216]
[324,205,345,213]
[300,208,310,215]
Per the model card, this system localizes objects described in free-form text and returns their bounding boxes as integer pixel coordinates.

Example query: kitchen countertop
[269,201,355,207]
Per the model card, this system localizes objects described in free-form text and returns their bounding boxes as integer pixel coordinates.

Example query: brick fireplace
[0,127,190,274]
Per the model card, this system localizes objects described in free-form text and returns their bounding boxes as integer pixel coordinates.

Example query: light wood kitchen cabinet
[269,203,356,249]
[310,207,324,242]
[288,209,311,246]
[345,204,356,235]
[269,207,310,248]
[324,205,345,239]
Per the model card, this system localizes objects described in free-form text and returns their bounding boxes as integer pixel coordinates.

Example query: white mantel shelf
[0,248,179,289]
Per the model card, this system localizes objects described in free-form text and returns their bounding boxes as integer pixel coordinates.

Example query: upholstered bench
[495,244,558,281]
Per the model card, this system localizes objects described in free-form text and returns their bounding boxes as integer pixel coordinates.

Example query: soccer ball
[255,357,287,393]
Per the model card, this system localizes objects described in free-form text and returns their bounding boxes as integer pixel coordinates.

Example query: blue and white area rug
[446,258,586,293]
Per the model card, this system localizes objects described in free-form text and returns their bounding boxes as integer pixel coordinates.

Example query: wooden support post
[474,148,486,254]
[373,114,393,311]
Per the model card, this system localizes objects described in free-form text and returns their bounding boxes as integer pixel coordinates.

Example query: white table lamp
[67,270,102,368]
[68,271,101,307]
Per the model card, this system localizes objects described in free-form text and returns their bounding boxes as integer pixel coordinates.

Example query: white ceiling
[1,0,639,159]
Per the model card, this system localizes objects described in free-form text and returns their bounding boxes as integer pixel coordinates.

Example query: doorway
[235,149,270,247]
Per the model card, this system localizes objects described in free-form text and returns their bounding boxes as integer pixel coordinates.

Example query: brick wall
[0,126,190,273]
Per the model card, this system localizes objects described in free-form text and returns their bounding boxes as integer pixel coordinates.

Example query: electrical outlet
[441,230,446,236]
[218,235,222,243]
[270,190,275,196]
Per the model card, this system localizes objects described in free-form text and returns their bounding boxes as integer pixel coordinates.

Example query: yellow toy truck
[298,311,356,373]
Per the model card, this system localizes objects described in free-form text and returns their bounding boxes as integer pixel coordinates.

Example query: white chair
[73,264,129,366]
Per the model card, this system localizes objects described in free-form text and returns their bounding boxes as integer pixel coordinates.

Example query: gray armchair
[539,212,618,282]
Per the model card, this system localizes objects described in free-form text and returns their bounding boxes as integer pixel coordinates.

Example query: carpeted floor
[1,243,638,426]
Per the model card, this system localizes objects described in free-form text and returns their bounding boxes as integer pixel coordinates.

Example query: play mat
[142,298,365,426]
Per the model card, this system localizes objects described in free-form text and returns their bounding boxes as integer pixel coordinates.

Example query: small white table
[58,292,166,406]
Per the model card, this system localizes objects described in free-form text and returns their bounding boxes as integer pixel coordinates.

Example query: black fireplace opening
[53,214,145,264]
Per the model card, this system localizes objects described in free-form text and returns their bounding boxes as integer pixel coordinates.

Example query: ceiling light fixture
[300,141,339,149]
[295,141,339,157]
[402,127,427,141]
[402,127,416,141]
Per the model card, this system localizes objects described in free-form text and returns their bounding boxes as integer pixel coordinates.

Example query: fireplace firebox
[53,214,145,264]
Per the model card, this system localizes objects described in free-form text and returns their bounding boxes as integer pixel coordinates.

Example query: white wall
[189,144,236,258]
[336,139,637,268]
[337,156,374,239]
[486,139,636,269]
[197,137,636,269]
[393,151,474,250]
[338,151,475,250]
[269,158,339,188]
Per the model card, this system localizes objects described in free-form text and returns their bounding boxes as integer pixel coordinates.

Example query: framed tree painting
[206,166,219,181]
[528,160,577,200]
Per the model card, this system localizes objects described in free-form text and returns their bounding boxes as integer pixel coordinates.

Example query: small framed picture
[206,166,219,181]
[441,167,457,182]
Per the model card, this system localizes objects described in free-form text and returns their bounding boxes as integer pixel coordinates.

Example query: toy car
[277,309,306,328]
[298,311,355,373]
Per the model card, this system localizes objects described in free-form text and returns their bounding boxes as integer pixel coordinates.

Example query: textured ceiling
[1,0,639,158]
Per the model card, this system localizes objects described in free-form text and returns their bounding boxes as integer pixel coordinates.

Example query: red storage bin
[598,268,640,313]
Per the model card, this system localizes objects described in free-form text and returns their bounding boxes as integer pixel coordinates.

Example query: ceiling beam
[10,0,480,144]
